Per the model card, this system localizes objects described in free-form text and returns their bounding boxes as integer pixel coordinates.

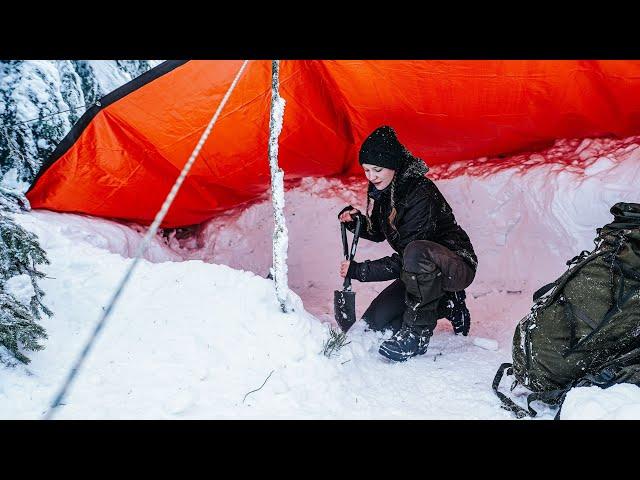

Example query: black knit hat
[358,125,406,170]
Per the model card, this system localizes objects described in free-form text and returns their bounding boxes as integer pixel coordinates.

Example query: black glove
[346,260,361,280]
[338,205,361,221]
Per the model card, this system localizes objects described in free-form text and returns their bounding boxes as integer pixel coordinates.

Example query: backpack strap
[589,344,640,382]
[525,388,571,419]
[533,249,611,305]
[492,363,533,418]
[532,282,556,302]
[563,298,578,350]
[568,259,640,354]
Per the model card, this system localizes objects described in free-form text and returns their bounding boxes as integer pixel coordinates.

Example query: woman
[338,126,477,362]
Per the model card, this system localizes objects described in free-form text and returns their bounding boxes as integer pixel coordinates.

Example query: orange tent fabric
[27,60,640,227]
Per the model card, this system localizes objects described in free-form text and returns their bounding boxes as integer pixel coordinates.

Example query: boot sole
[378,344,428,362]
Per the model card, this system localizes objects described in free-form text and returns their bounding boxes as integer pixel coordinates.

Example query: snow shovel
[334,215,362,332]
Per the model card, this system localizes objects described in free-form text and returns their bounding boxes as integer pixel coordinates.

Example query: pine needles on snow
[322,327,350,358]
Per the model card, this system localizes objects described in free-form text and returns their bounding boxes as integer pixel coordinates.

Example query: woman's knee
[403,240,440,273]
[402,240,476,292]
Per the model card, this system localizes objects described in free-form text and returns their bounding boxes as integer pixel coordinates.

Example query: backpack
[493,202,640,419]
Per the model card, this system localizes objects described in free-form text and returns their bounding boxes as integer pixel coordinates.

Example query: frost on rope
[268,61,291,312]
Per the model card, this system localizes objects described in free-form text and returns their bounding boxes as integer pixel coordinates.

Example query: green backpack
[493,202,640,419]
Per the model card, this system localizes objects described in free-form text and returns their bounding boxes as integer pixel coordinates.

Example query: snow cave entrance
[162,135,640,343]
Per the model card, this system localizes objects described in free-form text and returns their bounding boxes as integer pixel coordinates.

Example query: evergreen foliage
[0,212,51,364]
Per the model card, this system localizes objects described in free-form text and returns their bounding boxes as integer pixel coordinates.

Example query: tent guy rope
[43,60,250,420]
[268,60,292,313]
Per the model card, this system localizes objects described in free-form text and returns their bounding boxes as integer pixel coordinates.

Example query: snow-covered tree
[0,60,162,194]
[0,60,162,363]
[0,211,51,364]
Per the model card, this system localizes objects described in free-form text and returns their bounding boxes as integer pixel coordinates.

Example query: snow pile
[2,211,509,419]
[561,384,640,419]
[2,211,321,419]
[25,210,182,263]
[1,136,639,419]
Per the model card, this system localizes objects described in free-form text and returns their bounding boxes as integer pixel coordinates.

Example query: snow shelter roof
[27,60,640,227]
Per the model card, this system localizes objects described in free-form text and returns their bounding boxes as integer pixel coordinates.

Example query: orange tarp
[27,60,640,227]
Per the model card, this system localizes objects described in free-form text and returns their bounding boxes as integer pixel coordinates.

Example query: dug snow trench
[2,136,640,419]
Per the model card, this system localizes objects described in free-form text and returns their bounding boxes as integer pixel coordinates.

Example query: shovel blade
[334,289,356,332]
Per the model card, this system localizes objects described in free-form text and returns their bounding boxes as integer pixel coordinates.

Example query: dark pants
[362,240,475,332]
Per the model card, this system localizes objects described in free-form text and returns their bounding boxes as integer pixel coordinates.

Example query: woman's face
[362,163,395,190]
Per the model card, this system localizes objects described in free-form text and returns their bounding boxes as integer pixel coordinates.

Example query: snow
[1,168,29,193]
[11,61,65,123]
[86,61,163,96]
[26,211,182,263]
[1,60,163,187]
[561,384,640,419]
[473,338,499,351]
[3,274,35,306]
[1,136,640,419]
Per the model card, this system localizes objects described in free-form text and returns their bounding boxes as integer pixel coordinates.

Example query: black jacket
[341,156,477,282]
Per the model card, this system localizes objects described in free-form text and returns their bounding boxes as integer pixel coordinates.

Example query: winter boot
[378,322,433,362]
[378,302,436,362]
[441,290,471,336]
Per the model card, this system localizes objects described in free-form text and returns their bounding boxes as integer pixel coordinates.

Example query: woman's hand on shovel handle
[339,208,360,223]
[339,260,351,278]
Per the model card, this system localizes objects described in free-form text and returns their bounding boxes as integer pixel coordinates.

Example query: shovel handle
[341,215,362,290]
[350,216,361,259]
[341,222,349,259]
